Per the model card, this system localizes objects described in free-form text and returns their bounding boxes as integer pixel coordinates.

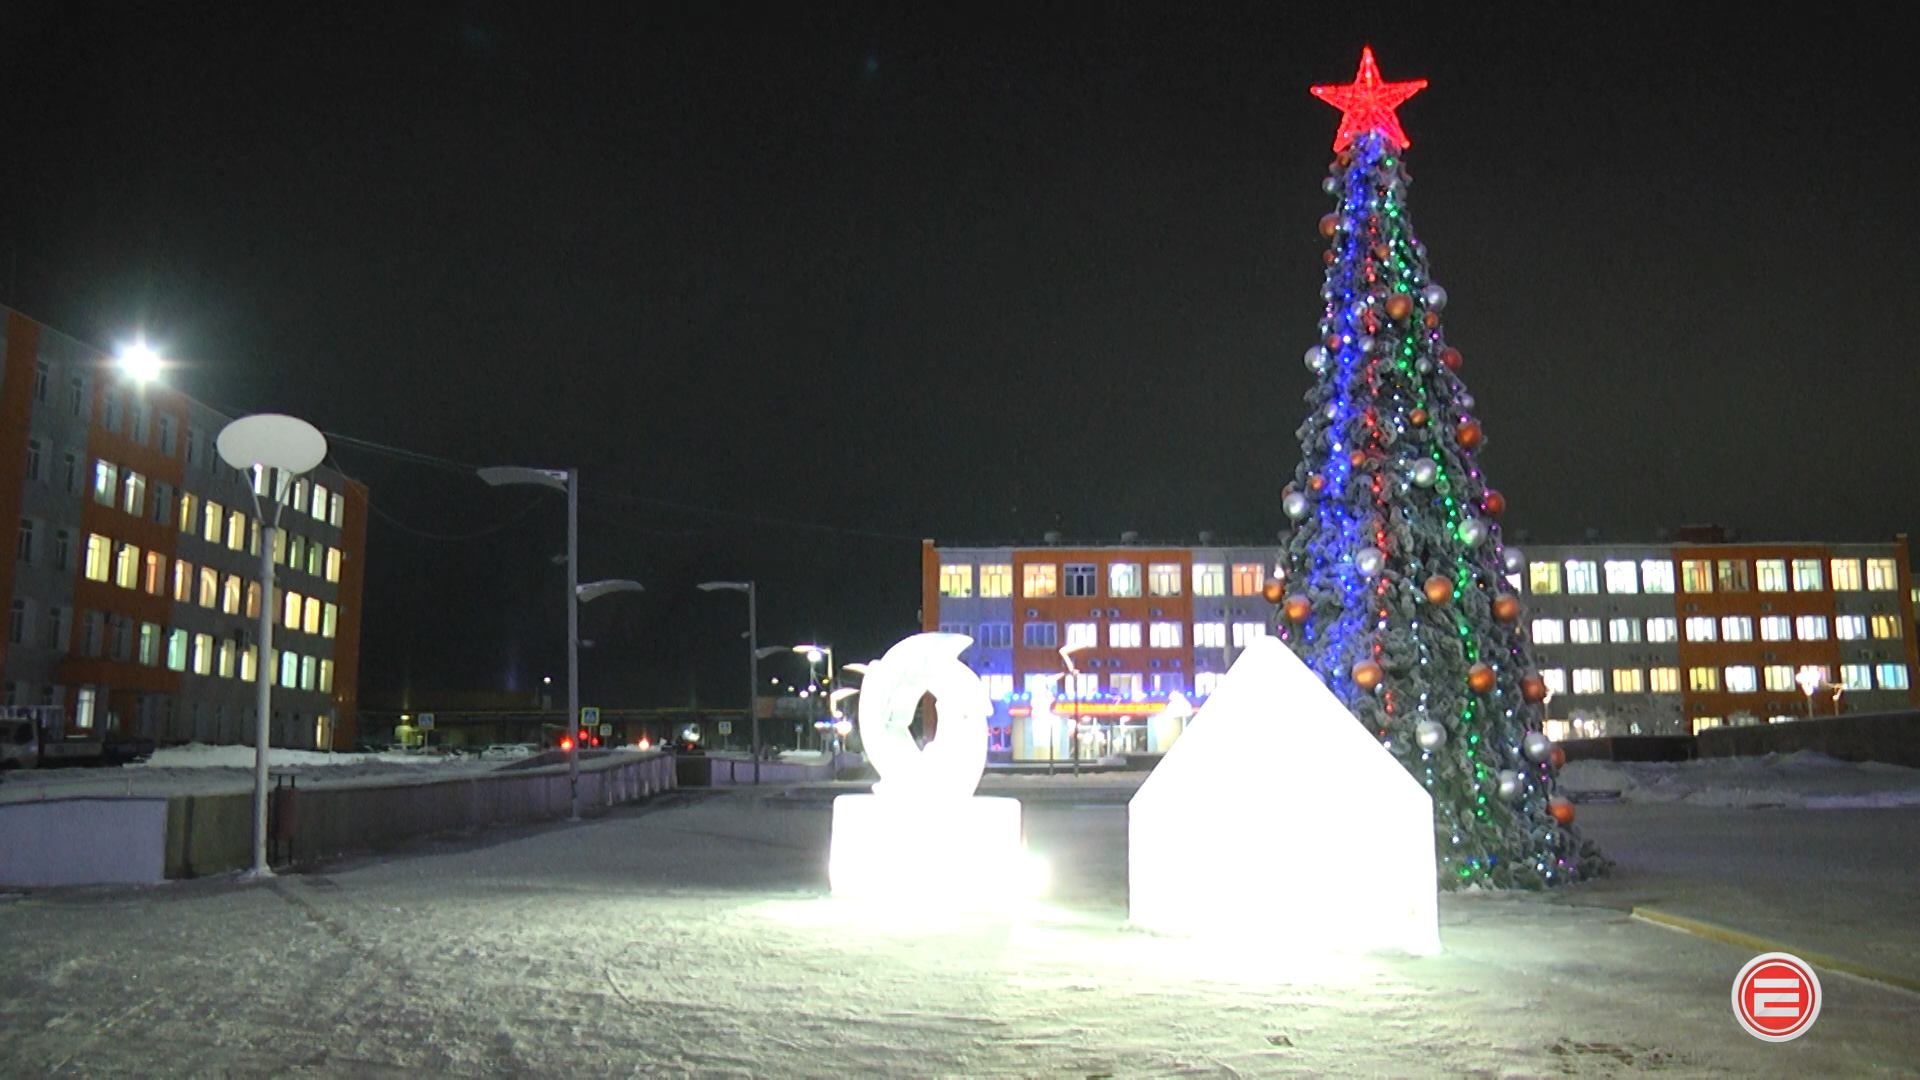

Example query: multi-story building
[921,538,1280,762]
[1518,534,1919,737]
[923,532,1920,756]
[0,306,367,753]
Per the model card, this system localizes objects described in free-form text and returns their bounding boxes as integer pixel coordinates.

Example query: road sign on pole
[581,706,600,727]
[417,713,435,731]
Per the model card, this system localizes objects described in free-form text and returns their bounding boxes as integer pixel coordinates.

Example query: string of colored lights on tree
[1275,49,1602,889]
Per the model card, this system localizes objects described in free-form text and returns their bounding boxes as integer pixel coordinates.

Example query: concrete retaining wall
[705,752,863,787]
[1695,710,1920,768]
[0,798,169,886]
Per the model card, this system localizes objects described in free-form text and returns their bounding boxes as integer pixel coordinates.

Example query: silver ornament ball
[1496,769,1523,800]
[1422,284,1448,311]
[1283,491,1310,521]
[1502,547,1526,574]
[1416,359,1433,374]
[1355,547,1385,576]
[1457,392,1475,410]
[1304,345,1329,374]
[1415,720,1448,751]
[1459,518,1487,546]
[1356,335,1375,356]
[1523,732,1554,763]
[1410,459,1439,487]
[1322,176,1340,194]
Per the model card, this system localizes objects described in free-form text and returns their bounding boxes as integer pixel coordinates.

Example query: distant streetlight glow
[117,341,162,382]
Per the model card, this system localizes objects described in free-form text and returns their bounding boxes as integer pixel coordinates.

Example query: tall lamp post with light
[479,466,642,820]
[216,413,329,878]
[695,581,766,784]
[1059,642,1090,777]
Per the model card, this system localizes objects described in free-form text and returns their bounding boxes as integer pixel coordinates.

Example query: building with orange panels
[0,306,367,757]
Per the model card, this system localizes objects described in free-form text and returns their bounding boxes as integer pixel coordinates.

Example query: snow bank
[134,744,445,770]
[1558,750,1920,808]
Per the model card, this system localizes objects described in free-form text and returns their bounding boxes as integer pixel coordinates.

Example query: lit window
[1568,618,1603,644]
[1192,564,1225,596]
[318,659,334,694]
[1231,622,1266,648]
[1684,616,1717,642]
[1640,560,1675,594]
[1763,665,1796,692]
[1230,563,1265,596]
[975,623,1011,648]
[197,567,217,608]
[1798,665,1830,687]
[1530,619,1565,644]
[1195,671,1220,697]
[1724,666,1757,693]
[1064,622,1098,650]
[300,655,316,691]
[83,533,112,582]
[981,673,1013,700]
[121,471,146,517]
[329,492,343,527]
[1022,564,1057,598]
[1148,621,1182,648]
[138,623,160,666]
[1866,558,1899,591]
[1830,559,1863,591]
[191,633,214,676]
[1539,669,1567,694]
[92,461,118,507]
[241,645,257,682]
[281,650,299,688]
[1022,622,1058,648]
[1841,664,1873,691]
[1648,667,1680,693]
[222,575,243,615]
[1571,668,1604,694]
[979,565,1012,598]
[1602,560,1638,594]
[1150,672,1184,693]
[1646,617,1678,643]
[1688,667,1719,692]
[1528,562,1561,594]
[227,510,247,551]
[938,564,973,598]
[1759,616,1793,641]
[177,492,198,533]
[1564,561,1598,594]
[202,501,224,543]
[1755,559,1788,592]
[284,590,303,630]
[1692,717,1723,734]
[1064,564,1098,597]
[1612,668,1644,693]
[1876,664,1910,690]
[1608,617,1642,643]
[166,628,189,672]
[246,582,261,619]
[1108,563,1142,598]
[1067,672,1099,698]
[1680,559,1713,593]
[1792,559,1824,591]
[1109,673,1143,698]
[219,639,237,678]
[1720,616,1753,642]
[1836,615,1867,640]
[1716,560,1749,592]
[1871,614,1903,640]
[171,559,193,602]
[293,478,309,511]
[311,483,328,519]
[113,542,140,589]
[1193,622,1226,648]
[142,551,166,594]
[1109,622,1142,649]
[75,686,95,729]
[1147,563,1182,597]
[1795,615,1828,641]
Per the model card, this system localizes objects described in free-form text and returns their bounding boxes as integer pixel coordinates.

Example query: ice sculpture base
[829,794,1044,904]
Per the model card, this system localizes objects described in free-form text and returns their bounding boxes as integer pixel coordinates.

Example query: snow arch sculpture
[828,633,1044,903]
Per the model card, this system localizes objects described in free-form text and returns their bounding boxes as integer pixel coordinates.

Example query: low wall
[0,798,169,886]
[1559,736,1697,763]
[705,752,863,787]
[1695,710,1920,768]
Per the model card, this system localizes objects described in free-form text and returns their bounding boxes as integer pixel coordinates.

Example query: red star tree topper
[1310,46,1426,151]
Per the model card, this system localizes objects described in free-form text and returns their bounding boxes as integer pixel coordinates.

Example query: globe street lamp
[217,414,329,878]
[479,466,641,820]
[696,580,764,784]
[116,340,163,383]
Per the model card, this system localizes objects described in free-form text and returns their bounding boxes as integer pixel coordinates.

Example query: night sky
[0,5,1913,711]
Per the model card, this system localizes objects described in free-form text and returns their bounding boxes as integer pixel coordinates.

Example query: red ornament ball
[1455,420,1483,450]
[1326,335,1342,351]
[1467,662,1496,693]
[1491,594,1521,622]
[1384,292,1413,320]
[1550,745,1568,769]
[1548,797,1576,826]
[1351,659,1384,691]
[1439,346,1463,371]
[1308,474,1327,493]
[1519,674,1549,703]
[1284,594,1312,622]
[1348,450,1366,468]
[1422,575,1455,605]
[1482,490,1507,516]
[1261,581,1285,604]
[1423,311,1441,329]
[1319,213,1341,239]
[1324,249,1337,265]
[1408,408,1428,427]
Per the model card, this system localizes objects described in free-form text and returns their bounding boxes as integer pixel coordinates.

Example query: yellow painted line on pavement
[1631,907,1920,995]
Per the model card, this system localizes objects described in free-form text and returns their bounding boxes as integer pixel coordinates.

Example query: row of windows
[71,463,345,581]
[1530,613,1902,645]
[1540,663,1909,696]
[9,601,334,691]
[1009,671,1196,700]
[73,534,339,636]
[1528,557,1900,596]
[1008,620,1270,649]
[940,561,1269,599]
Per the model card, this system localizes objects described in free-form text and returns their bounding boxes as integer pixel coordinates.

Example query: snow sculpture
[1129,636,1440,955]
[828,633,1045,903]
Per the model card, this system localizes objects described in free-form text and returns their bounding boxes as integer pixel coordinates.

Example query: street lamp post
[480,466,641,820]
[216,414,329,878]
[1057,642,1090,778]
[794,644,834,752]
[697,581,761,784]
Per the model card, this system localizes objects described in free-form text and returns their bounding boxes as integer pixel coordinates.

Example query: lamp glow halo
[857,632,990,800]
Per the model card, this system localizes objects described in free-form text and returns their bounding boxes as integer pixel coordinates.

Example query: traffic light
[559,736,574,751]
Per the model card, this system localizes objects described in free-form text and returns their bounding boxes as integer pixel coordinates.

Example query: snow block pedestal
[829,794,1038,904]
[1129,636,1440,955]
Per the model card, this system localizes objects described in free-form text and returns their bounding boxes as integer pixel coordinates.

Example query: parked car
[480,743,535,761]
[0,715,40,771]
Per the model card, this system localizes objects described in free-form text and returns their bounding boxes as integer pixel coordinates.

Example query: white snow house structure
[1128,635,1440,955]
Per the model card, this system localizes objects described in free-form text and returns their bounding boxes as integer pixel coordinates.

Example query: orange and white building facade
[0,306,367,753]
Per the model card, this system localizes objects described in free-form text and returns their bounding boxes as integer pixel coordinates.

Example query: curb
[1631,906,1920,995]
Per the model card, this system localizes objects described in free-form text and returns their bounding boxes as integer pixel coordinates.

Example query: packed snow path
[1,786,1915,1076]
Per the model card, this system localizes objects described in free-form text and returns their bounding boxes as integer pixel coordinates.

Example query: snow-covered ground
[1559,750,1920,809]
[1,780,1916,1076]
[0,742,505,804]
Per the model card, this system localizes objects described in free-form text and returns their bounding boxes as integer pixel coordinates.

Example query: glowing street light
[697,581,763,783]
[117,340,163,382]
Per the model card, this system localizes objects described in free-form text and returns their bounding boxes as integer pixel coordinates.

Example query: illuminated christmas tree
[1276,49,1603,889]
